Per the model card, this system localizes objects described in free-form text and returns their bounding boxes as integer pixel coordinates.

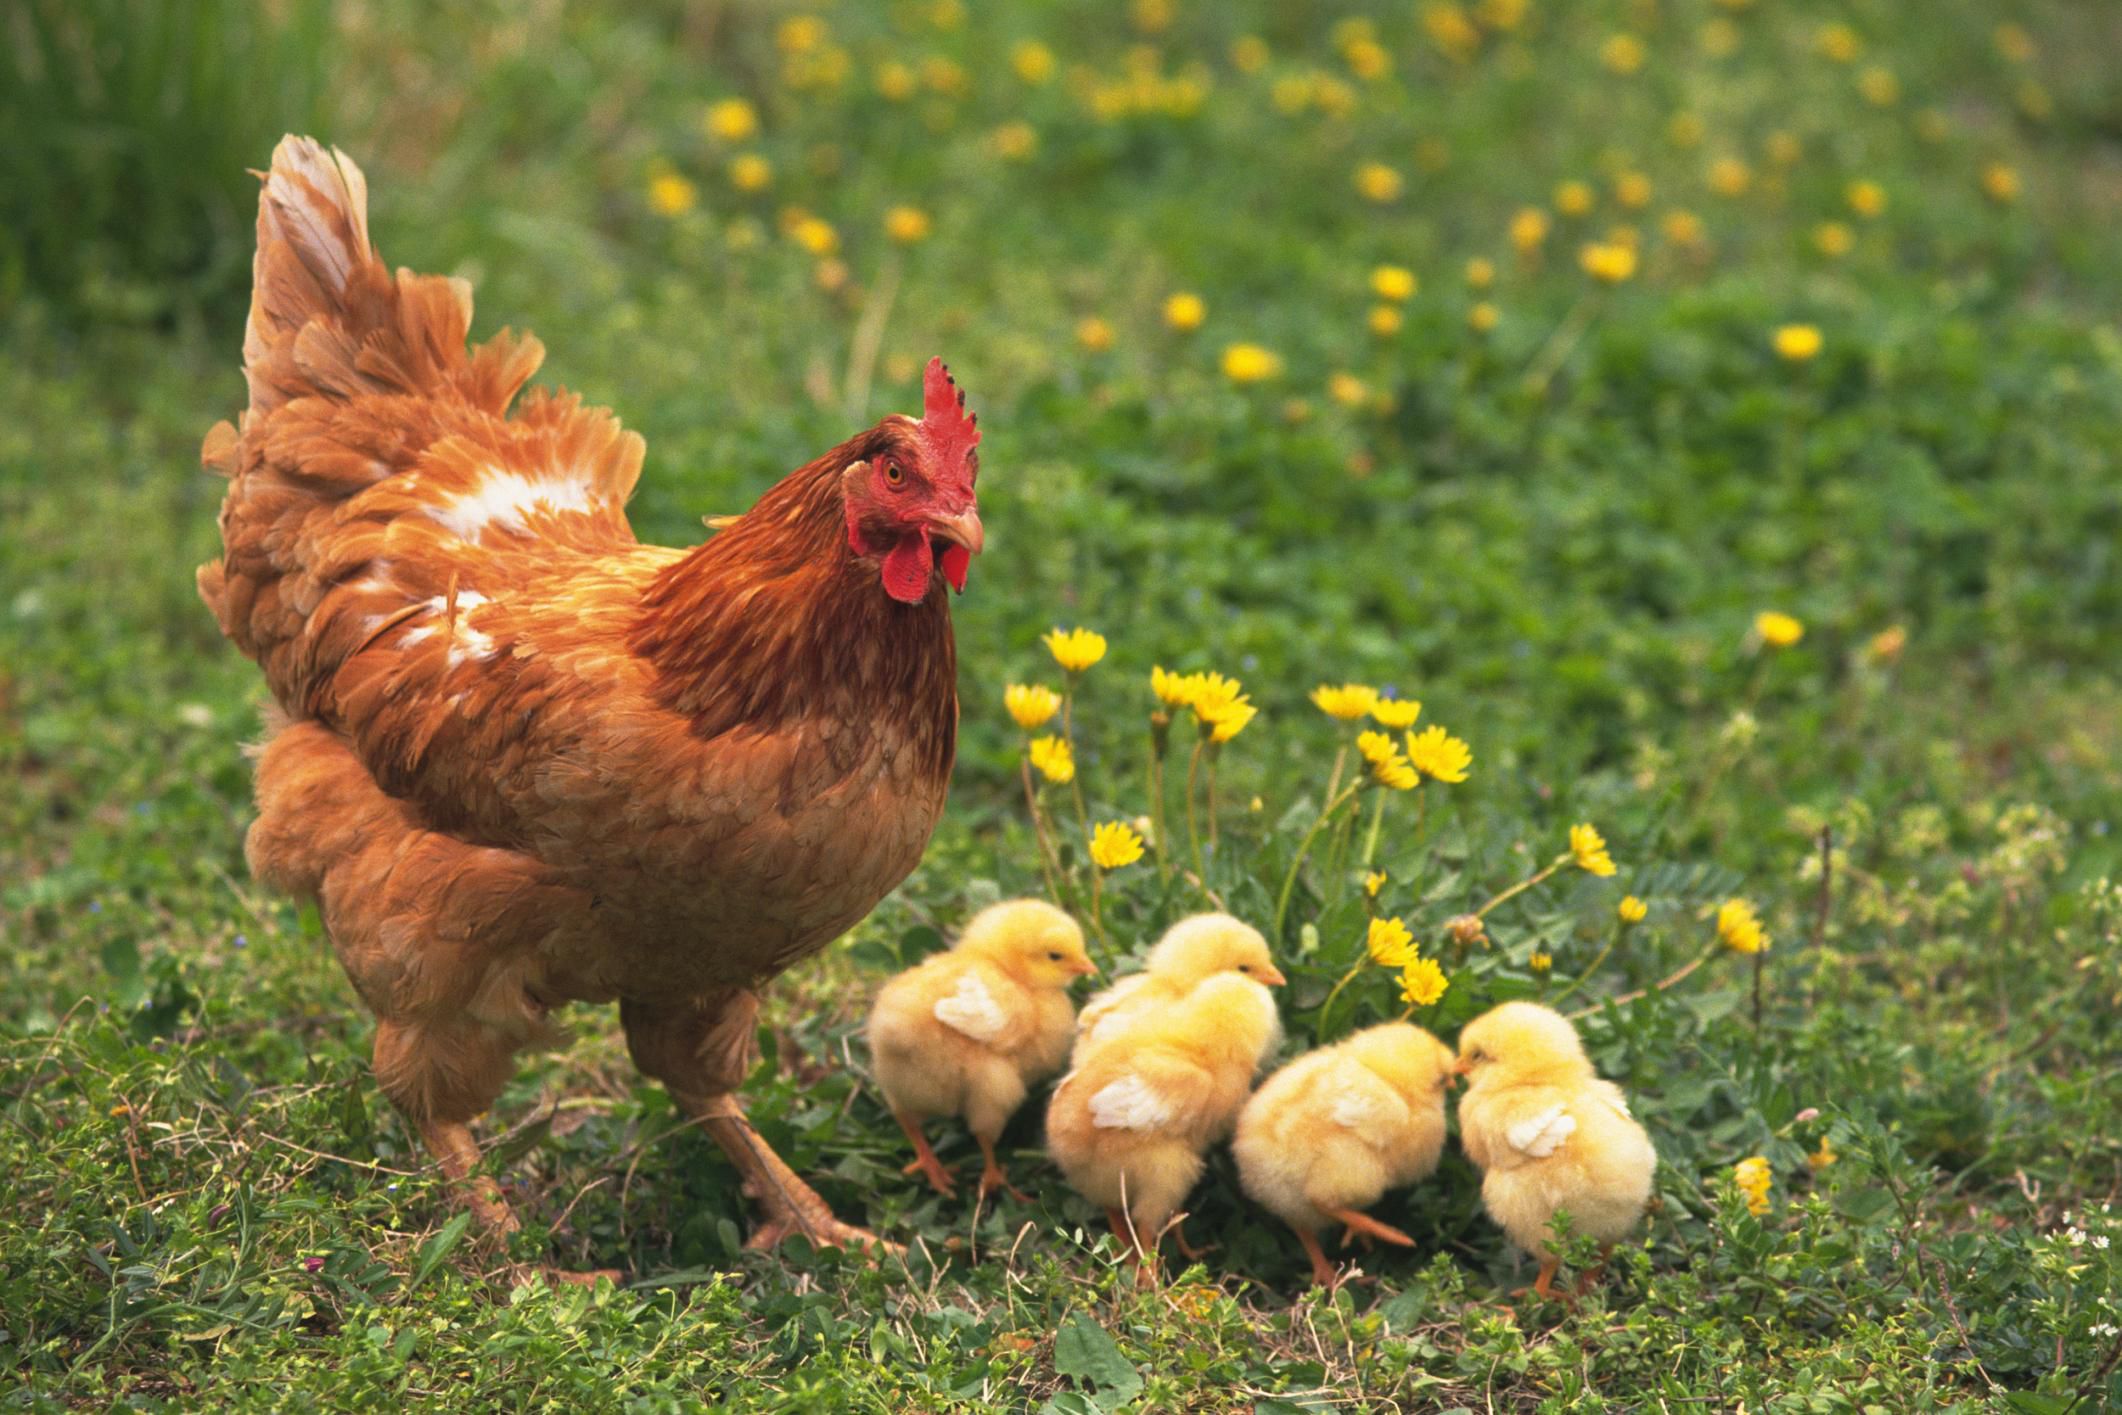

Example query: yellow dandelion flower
[1554,180,1595,217]
[1615,172,1653,210]
[647,172,698,217]
[1371,265,1418,302]
[1717,898,1769,954]
[1422,3,1482,63]
[1475,0,1526,30]
[1399,955,1450,1007]
[1186,671,1245,717]
[1662,209,1706,246]
[1529,950,1553,974]
[1847,180,1887,219]
[1367,916,1416,968]
[1311,683,1380,721]
[1755,610,1805,646]
[1357,730,1417,790]
[1355,162,1405,204]
[1230,35,1270,73]
[777,14,827,54]
[876,61,917,102]
[1345,39,1391,82]
[1131,0,1172,34]
[1668,111,1706,148]
[1813,221,1854,257]
[1465,257,1495,289]
[1600,33,1646,75]
[1164,292,1206,331]
[1150,665,1194,708]
[1772,325,1822,362]
[1510,206,1551,252]
[1700,18,1740,58]
[1368,305,1404,337]
[1569,823,1618,876]
[1765,130,1803,167]
[1328,372,1370,408]
[1200,696,1258,743]
[790,216,838,256]
[1406,725,1472,783]
[1004,683,1060,731]
[1733,1155,1773,1214]
[1090,820,1146,870]
[1077,316,1115,353]
[1221,343,1282,383]
[1981,163,2020,204]
[1993,23,2036,63]
[1043,626,1107,674]
[727,153,773,192]
[1028,735,1075,784]
[1011,40,1056,84]
[1619,895,1648,923]
[705,97,760,143]
[1369,698,1422,730]
[1814,23,1861,63]
[1468,301,1499,334]
[1708,156,1753,197]
[991,121,1039,161]
[1579,242,1637,284]
[1858,65,1899,106]
[884,206,933,244]
[1809,1136,1837,1168]
[1364,871,1387,898]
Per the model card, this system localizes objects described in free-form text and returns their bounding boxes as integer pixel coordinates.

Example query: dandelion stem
[1566,940,1719,1021]
[1089,867,1109,949]
[1185,738,1207,887]
[1021,758,1066,907]
[1270,782,1365,938]
[1475,858,1566,920]
[1061,681,1093,867]
[1313,960,1367,1043]
[1549,922,1626,1006]
[1147,732,1171,883]
[1523,289,1601,397]
[1358,791,1389,870]
[1207,755,1220,855]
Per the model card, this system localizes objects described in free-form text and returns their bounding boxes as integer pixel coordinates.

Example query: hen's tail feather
[200,136,643,718]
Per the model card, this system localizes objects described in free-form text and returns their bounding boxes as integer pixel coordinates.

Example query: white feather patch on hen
[932,972,1009,1044]
[428,470,595,543]
[1505,1104,1577,1158]
[1088,1075,1173,1131]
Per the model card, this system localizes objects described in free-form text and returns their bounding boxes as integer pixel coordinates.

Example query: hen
[197,137,986,1259]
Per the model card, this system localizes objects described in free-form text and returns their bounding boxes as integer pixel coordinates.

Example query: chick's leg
[972,1133,1031,1204]
[623,991,897,1255]
[1294,1226,1341,1287]
[893,1109,958,1197]
[1323,1206,1416,1250]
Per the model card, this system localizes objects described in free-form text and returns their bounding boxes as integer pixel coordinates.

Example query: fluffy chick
[1233,1022,1456,1286]
[1046,973,1282,1275]
[1072,913,1286,1064]
[1454,1002,1656,1300]
[868,899,1096,1200]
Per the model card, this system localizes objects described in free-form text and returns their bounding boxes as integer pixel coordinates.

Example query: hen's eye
[883,461,905,487]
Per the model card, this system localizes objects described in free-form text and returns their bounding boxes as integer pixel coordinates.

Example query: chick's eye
[1237,965,1251,973]
[1047,950,1063,961]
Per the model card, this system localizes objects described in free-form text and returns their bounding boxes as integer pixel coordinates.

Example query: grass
[4,0,2122,1409]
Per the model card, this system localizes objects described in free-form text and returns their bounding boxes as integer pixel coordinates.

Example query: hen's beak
[1255,964,1288,987]
[928,506,984,556]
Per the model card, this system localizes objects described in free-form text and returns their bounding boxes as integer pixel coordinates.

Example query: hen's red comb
[919,356,980,486]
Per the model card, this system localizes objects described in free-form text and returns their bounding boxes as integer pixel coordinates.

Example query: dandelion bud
[1446,914,1488,948]
[1149,709,1172,758]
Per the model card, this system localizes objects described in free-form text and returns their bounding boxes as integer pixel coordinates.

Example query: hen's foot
[691,1099,901,1257]
[892,1109,958,1198]
[973,1135,1032,1203]
[421,1119,522,1235]
[512,1263,625,1288]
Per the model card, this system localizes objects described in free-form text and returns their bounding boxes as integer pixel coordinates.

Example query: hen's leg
[892,1110,958,1196]
[623,992,896,1255]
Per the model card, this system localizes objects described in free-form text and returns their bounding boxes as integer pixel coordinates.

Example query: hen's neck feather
[629,436,958,781]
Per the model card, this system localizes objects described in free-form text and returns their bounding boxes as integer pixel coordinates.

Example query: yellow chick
[868,899,1097,1201]
[1233,1022,1456,1286]
[1046,973,1282,1275]
[1454,1002,1657,1300]
[1072,912,1286,1064]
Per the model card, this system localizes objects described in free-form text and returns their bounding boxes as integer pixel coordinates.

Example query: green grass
[5,1,2122,1409]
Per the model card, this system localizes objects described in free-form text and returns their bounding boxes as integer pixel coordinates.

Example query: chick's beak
[1255,964,1288,987]
[1070,957,1100,977]
[927,506,984,557]
[1451,1054,1474,1078]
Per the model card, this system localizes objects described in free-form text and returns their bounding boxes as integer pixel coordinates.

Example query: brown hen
[198,137,985,1261]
